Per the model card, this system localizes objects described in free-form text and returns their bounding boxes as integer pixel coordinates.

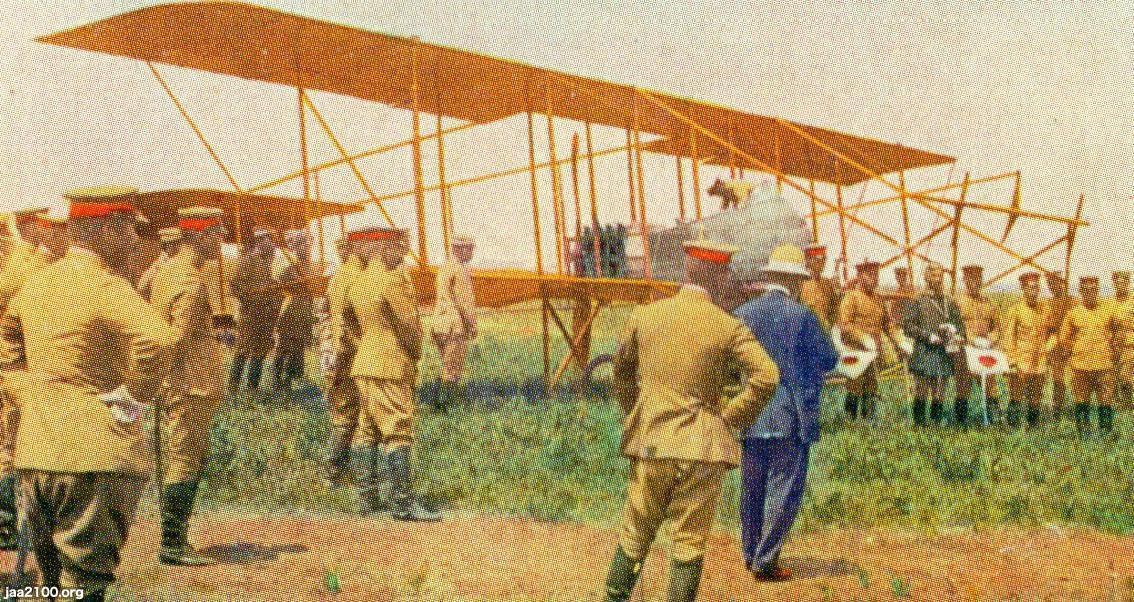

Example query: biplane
[37,1,1087,389]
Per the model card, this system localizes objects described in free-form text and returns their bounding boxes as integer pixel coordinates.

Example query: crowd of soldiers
[799,243,1131,433]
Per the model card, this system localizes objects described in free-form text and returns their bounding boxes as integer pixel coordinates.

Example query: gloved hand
[99,385,144,424]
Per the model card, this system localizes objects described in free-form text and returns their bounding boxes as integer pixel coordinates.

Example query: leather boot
[954,397,969,427]
[324,425,354,485]
[601,545,642,602]
[1005,400,1022,428]
[1026,403,1041,428]
[160,480,215,566]
[355,444,391,515]
[1099,405,1115,433]
[246,357,265,390]
[929,400,944,425]
[912,398,926,426]
[844,394,859,419]
[667,558,704,602]
[388,446,441,522]
[228,352,248,391]
[1074,403,1092,435]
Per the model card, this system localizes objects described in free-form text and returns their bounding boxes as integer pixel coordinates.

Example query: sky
[1,0,1131,284]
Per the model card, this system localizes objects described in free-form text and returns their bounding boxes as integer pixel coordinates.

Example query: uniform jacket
[734,288,838,444]
[1111,297,1134,348]
[611,286,779,467]
[326,254,364,358]
[1002,299,1048,375]
[956,292,1000,343]
[349,262,423,382]
[431,259,477,339]
[903,291,966,378]
[274,251,316,344]
[0,248,176,474]
[799,276,839,330]
[1058,302,1119,372]
[230,252,283,330]
[0,241,50,313]
[149,248,223,400]
[837,288,890,349]
[136,251,172,301]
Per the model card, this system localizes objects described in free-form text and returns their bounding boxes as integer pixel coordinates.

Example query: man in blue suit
[733,244,839,581]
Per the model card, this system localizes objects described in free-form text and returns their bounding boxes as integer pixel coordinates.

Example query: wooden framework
[40,2,1088,389]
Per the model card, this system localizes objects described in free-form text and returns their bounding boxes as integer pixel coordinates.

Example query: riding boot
[228,352,248,391]
[929,400,944,425]
[601,545,642,602]
[954,397,969,428]
[160,480,215,566]
[1005,400,1022,428]
[388,446,441,522]
[1073,403,1092,435]
[912,398,926,426]
[356,444,391,515]
[1099,405,1115,433]
[270,353,287,391]
[667,558,704,602]
[246,357,265,390]
[1026,403,1041,428]
[844,394,859,419]
[325,425,354,485]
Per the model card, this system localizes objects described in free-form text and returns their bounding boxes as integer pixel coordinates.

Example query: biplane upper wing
[39,2,954,186]
[136,188,362,235]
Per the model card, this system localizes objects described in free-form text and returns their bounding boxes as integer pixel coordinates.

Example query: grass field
[182,299,1134,540]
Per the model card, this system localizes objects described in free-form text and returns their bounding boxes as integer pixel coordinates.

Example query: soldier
[954,265,1002,424]
[149,206,229,566]
[890,266,919,325]
[799,243,839,330]
[348,227,439,522]
[1042,270,1077,419]
[322,232,368,487]
[228,228,282,391]
[837,260,898,420]
[430,236,478,410]
[0,207,66,550]
[1109,271,1133,405]
[1002,272,1047,427]
[272,229,316,391]
[137,227,182,300]
[599,238,778,602]
[1058,276,1120,434]
[0,187,177,601]
[904,262,967,426]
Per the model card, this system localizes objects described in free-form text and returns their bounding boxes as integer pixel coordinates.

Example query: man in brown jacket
[228,229,281,391]
[149,206,228,566]
[954,265,1002,425]
[271,229,316,391]
[0,188,177,601]
[837,260,896,420]
[600,238,779,602]
[1043,271,1077,418]
[799,243,839,330]
[430,236,478,410]
[348,227,439,522]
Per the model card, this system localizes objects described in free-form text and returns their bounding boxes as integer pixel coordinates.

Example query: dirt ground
[3,515,1133,601]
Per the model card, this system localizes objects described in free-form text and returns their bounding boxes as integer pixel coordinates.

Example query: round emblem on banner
[978,355,997,368]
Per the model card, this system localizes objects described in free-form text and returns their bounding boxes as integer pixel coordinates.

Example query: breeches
[19,471,146,595]
[845,364,878,396]
[1008,373,1045,405]
[354,377,416,449]
[436,335,470,383]
[1070,369,1114,407]
[617,458,726,563]
[162,391,222,483]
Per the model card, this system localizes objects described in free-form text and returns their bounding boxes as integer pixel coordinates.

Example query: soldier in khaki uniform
[1058,276,1120,434]
[837,260,896,420]
[1042,271,1077,418]
[0,207,66,549]
[600,239,779,602]
[799,244,839,330]
[348,227,439,522]
[137,227,182,300]
[430,236,478,410]
[271,230,316,391]
[0,188,177,601]
[149,207,228,566]
[954,265,1002,424]
[889,266,919,325]
[1108,271,1133,405]
[1001,272,1048,427]
[322,232,372,488]
[228,229,282,391]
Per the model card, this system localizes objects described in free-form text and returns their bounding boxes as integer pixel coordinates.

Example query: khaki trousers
[354,377,416,449]
[617,458,726,563]
[162,391,222,483]
[18,471,146,596]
